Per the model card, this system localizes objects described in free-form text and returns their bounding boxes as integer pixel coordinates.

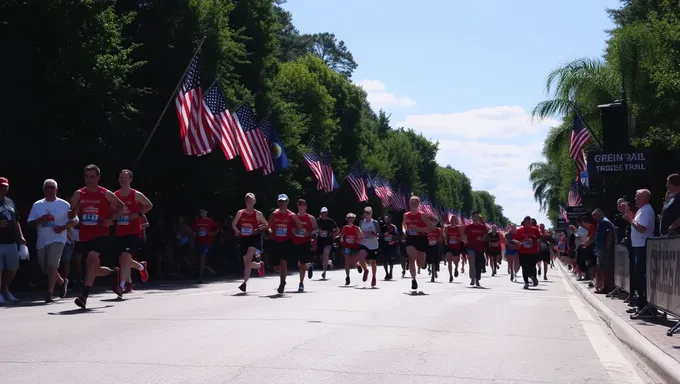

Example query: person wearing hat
[402,196,435,291]
[340,212,363,286]
[292,199,318,292]
[315,207,339,279]
[514,216,543,289]
[268,194,302,294]
[0,177,26,304]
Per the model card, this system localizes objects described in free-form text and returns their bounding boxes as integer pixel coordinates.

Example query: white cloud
[401,106,554,226]
[397,106,561,139]
[356,80,416,109]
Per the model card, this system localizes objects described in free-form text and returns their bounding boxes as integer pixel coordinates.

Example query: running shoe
[277,281,286,294]
[345,276,350,285]
[123,282,134,294]
[74,296,87,309]
[59,278,69,298]
[411,279,418,290]
[4,291,18,302]
[321,270,326,279]
[298,283,304,292]
[307,264,314,279]
[239,283,246,292]
[371,276,376,287]
[532,276,539,287]
[454,269,459,278]
[449,275,453,283]
[363,269,369,282]
[258,262,265,277]
[139,261,149,282]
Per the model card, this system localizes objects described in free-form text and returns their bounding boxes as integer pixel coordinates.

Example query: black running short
[115,234,140,255]
[487,250,501,257]
[445,247,461,256]
[539,251,551,264]
[382,246,397,261]
[240,234,262,255]
[268,240,293,266]
[426,246,440,265]
[293,242,314,264]
[405,235,428,253]
[360,245,378,260]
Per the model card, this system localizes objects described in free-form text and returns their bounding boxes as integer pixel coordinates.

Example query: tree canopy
[529,0,680,225]
[2,0,507,226]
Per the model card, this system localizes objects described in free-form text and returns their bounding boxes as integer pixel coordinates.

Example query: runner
[400,232,408,278]
[484,225,502,277]
[268,194,301,294]
[425,217,443,283]
[381,215,399,280]
[444,215,462,282]
[358,206,381,287]
[402,196,434,291]
[69,164,124,309]
[340,212,362,286]
[462,211,488,287]
[537,223,551,280]
[0,177,25,304]
[193,209,218,283]
[231,193,267,293]
[315,207,339,279]
[292,199,318,292]
[114,169,152,295]
[515,216,542,289]
[504,224,520,281]
[27,179,76,302]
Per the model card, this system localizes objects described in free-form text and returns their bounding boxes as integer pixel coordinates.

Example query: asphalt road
[0,264,663,384]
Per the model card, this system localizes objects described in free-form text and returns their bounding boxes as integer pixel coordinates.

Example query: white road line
[559,268,645,383]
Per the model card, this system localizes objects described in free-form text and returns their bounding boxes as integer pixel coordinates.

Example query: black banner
[556,218,567,231]
[646,237,680,317]
[566,207,585,222]
[614,244,630,292]
[587,150,650,178]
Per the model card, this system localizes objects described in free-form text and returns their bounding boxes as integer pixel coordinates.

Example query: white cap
[320,207,328,213]
[277,194,289,201]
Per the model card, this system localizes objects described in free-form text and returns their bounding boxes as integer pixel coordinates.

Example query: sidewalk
[558,262,680,384]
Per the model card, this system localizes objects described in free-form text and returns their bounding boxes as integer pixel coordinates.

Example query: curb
[558,262,680,384]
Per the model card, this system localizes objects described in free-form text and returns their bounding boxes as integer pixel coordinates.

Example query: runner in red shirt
[268,194,302,294]
[484,225,502,277]
[340,212,362,286]
[462,211,488,287]
[114,169,152,295]
[292,199,318,292]
[232,192,268,293]
[402,196,435,291]
[69,164,124,309]
[515,216,544,289]
[425,219,443,283]
[444,216,463,282]
[193,209,218,283]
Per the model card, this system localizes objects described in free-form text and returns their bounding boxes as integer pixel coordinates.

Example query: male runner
[268,194,301,294]
[114,169,152,294]
[293,199,318,292]
[70,164,124,309]
[381,215,398,280]
[315,207,339,279]
[193,209,218,283]
[402,196,435,290]
[515,216,543,289]
[232,192,267,292]
[462,211,487,287]
[444,216,462,282]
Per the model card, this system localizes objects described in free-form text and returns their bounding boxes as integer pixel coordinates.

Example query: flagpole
[322,160,359,207]
[132,36,207,171]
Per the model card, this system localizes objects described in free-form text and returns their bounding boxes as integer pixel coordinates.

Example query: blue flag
[363,171,377,198]
[259,119,290,173]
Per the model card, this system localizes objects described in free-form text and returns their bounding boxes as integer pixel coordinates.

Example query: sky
[282,0,621,226]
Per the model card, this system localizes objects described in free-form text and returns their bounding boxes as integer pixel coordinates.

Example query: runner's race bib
[448,238,458,244]
[384,235,392,242]
[346,236,355,244]
[490,242,499,248]
[429,239,437,246]
[407,229,417,235]
[118,215,130,225]
[275,225,287,237]
[241,225,253,236]
[523,240,532,248]
[295,229,306,237]
[198,229,207,237]
[43,214,55,228]
[319,230,328,238]
[82,207,99,226]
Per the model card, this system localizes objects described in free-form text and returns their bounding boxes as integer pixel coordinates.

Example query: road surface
[0,264,662,383]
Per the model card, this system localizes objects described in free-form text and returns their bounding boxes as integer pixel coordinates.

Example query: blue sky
[282,0,620,226]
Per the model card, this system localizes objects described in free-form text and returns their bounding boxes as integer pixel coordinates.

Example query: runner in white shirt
[27,179,79,302]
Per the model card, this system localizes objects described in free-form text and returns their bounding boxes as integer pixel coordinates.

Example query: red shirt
[515,225,542,254]
[404,211,427,236]
[341,225,360,249]
[427,228,442,246]
[193,217,217,245]
[445,225,462,250]
[292,213,313,245]
[582,225,596,247]
[270,209,296,242]
[114,189,142,237]
[237,209,259,237]
[464,223,487,252]
[78,186,111,242]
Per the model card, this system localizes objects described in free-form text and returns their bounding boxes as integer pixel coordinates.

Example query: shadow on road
[48,304,114,315]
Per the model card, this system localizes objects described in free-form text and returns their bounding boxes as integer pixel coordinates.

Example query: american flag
[347,165,368,202]
[253,118,275,175]
[231,104,263,172]
[559,205,570,222]
[568,179,583,207]
[570,113,592,172]
[202,85,237,160]
[372,177,392,208]
[418,198,437,219]
[175,55,214,156]
[304,148,335,192]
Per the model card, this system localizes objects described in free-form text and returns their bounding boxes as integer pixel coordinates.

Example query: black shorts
[405,235,428,253]
[73,241,85,256]
[426,246,440,264]
[487,250,501,257]
[293,242,314,264]
[316,239,332,254]
[445,247,461,256]
[382,246,397,261]
[360,245,378,260]
[240,234,262,255]
[539,251,551,263]
[269,240,293,266]
[81,236,111,256]
[115,234,140,255]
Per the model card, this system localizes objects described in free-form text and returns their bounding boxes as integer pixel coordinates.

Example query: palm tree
[528,161,562,213]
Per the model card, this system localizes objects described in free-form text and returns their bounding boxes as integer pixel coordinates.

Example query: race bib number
[319,230,328,238]
[295,229,306,237]
[82,209,99,226]
[448,238,458,244]
[523,240,532,248]
[43,214,55,228]
[118,215,130,225]
[241,225,253,236]
[428,239,437,246]
[490,242,499,248]
[407,229,417,236]
[275,226,287,236]
[198,229,207,237]
[384,235,392,242]
[346,236,355,244]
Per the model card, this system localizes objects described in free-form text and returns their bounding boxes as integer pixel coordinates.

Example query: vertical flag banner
[259,118,290,173]
[347,165,368,202]
[570,113,592,172]
[202,84,237,160]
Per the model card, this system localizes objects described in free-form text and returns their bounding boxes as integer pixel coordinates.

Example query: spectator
[623,189,655,314]
[592,209,616,294]
[660,173,680,236]
[616,199,635,305]
[0,177,26,304]
[575,217,590,280]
